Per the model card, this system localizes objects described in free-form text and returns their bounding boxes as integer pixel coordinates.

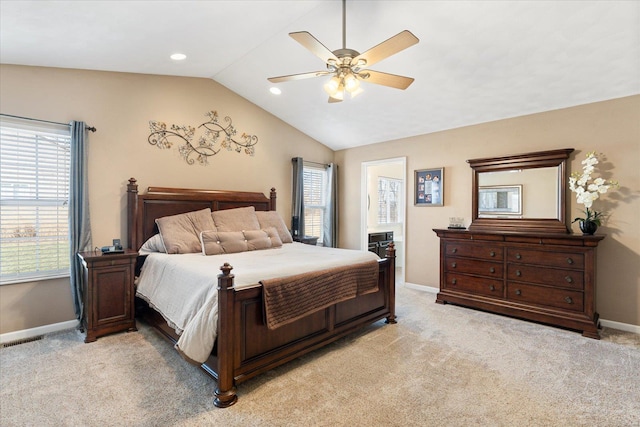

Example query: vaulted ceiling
[1,1,638,150]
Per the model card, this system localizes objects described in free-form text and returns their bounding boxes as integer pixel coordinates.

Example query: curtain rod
[0,113,97,132]
[303,160,330,167]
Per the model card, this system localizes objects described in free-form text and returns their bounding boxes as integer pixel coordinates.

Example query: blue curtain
[323,163,338,247]
[69,121,92,322]
[291,157,305,240]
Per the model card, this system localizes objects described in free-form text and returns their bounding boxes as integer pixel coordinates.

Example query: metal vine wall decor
[148,110,258,166]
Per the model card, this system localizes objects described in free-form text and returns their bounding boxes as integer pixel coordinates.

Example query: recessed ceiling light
[170,53,187,61]
[270,87,282,95]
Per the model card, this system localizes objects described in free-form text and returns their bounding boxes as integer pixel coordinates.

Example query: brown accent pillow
[200,228,283,256]
[156,208,216,254]
[212,206,260,232]
[255,211,293,243]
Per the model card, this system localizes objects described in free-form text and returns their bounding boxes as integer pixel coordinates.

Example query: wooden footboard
[211,245,395,407]
[127,178,396,407]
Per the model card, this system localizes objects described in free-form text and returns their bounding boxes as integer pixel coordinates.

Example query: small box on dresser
[433,229,604,339]
[77,250,138,343]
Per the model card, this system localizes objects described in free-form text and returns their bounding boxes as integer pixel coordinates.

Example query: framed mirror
[468,148,574,233]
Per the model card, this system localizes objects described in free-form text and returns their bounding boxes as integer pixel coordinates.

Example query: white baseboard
[402,282,640,335]
[0,319,79,345]
[599,319,640,335]
[403,282,439,294]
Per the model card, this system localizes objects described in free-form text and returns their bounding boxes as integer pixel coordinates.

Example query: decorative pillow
[139,234,166,253]
[200,228,283,256]
[255,211,293,243]
[212,206,260,232]
[156,208,216,254]
[262,226,283,247]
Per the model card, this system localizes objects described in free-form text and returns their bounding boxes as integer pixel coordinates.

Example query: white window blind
[0,117,71,284]
[303,165,327,244]
[378,177,402,224]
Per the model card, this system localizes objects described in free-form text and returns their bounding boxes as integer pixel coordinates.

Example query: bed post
[127,178,138,250]
[385,242,397,324]
[270,187,277,211]
[214,263,238,408]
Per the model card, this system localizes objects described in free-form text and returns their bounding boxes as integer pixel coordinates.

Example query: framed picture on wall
[414,167,444,206]
[478,185,522,217]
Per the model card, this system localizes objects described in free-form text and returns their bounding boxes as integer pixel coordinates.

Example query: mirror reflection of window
[478,167,558,218]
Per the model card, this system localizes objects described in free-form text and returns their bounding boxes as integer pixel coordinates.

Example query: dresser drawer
[507,264,584,290]
[506,248,584,269]
[444,273,503,298]
[507,283,584,312]
[445,257,503,278]
[444,242,503,261]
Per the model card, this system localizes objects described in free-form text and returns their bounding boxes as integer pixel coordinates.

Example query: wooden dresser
[433,229,604,338]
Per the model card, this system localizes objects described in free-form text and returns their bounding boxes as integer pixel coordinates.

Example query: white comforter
[136,243,380,364]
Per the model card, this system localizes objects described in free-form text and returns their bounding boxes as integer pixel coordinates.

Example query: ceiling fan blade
[289,31,340,64]
[328,96,343,103]
[361,70,415,90]
[268,71,331,83]
[352,30,419,68]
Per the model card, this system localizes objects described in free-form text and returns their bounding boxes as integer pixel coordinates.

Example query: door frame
[361,157,406,284]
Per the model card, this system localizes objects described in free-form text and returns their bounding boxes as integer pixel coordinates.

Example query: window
[303,164,328,244]
[0,117,71,284]
[378,177,402,224]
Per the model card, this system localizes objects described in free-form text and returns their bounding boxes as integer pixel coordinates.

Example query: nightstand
[77,250,138,343]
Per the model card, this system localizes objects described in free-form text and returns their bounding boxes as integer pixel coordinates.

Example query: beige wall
[336,95,640,327]
[1,64,638,333]
[0,64,333,334]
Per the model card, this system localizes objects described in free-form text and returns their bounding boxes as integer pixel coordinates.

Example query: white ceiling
[1,1,638,150]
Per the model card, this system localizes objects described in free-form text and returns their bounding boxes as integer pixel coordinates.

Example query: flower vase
[579,220,598,235]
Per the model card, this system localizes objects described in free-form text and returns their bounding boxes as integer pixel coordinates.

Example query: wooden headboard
[126,178,277,250]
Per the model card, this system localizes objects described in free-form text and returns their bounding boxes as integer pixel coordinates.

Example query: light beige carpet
[1,286,639,427]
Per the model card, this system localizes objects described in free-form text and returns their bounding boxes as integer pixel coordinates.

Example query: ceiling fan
[268,0,419,103]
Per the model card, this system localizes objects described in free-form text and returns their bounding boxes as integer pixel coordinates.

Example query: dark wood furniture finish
[368,231,394,258]
[77,250,138,343]
[126,178,396,408]
[433,229,604,338]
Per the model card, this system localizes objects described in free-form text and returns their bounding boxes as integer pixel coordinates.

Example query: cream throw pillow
[212,206,261,232]
[156,208,216,254]
[255,211,293,243]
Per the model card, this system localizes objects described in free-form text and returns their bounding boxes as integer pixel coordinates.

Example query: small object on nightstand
[77,249,138,343]
[295,235,319,245]
[448,217,465,229]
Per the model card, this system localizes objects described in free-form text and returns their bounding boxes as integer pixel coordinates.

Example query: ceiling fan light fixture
[349,86,364,99]
[324,75,341,96]
[344,73,360,93]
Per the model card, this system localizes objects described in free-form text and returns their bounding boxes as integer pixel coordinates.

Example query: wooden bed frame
[126,178,396,407]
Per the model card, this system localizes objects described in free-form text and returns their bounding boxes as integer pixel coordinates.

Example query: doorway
[361,157,406,284]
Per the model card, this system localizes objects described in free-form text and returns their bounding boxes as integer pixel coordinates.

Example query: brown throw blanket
[261,260,379,330]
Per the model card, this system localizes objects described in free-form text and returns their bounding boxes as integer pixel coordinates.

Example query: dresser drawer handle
[515,289,522,296]
[489,284,495,291]
[515,253,522,260]
[565,276,573,283]
[566,257,574,265]
[489,267,495,273]
[565,296,573,304]
[451,262,457,268]
[489,251,496,257]
[451,278,457,285]
[451,248,457,253]
[516,270,521,277]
